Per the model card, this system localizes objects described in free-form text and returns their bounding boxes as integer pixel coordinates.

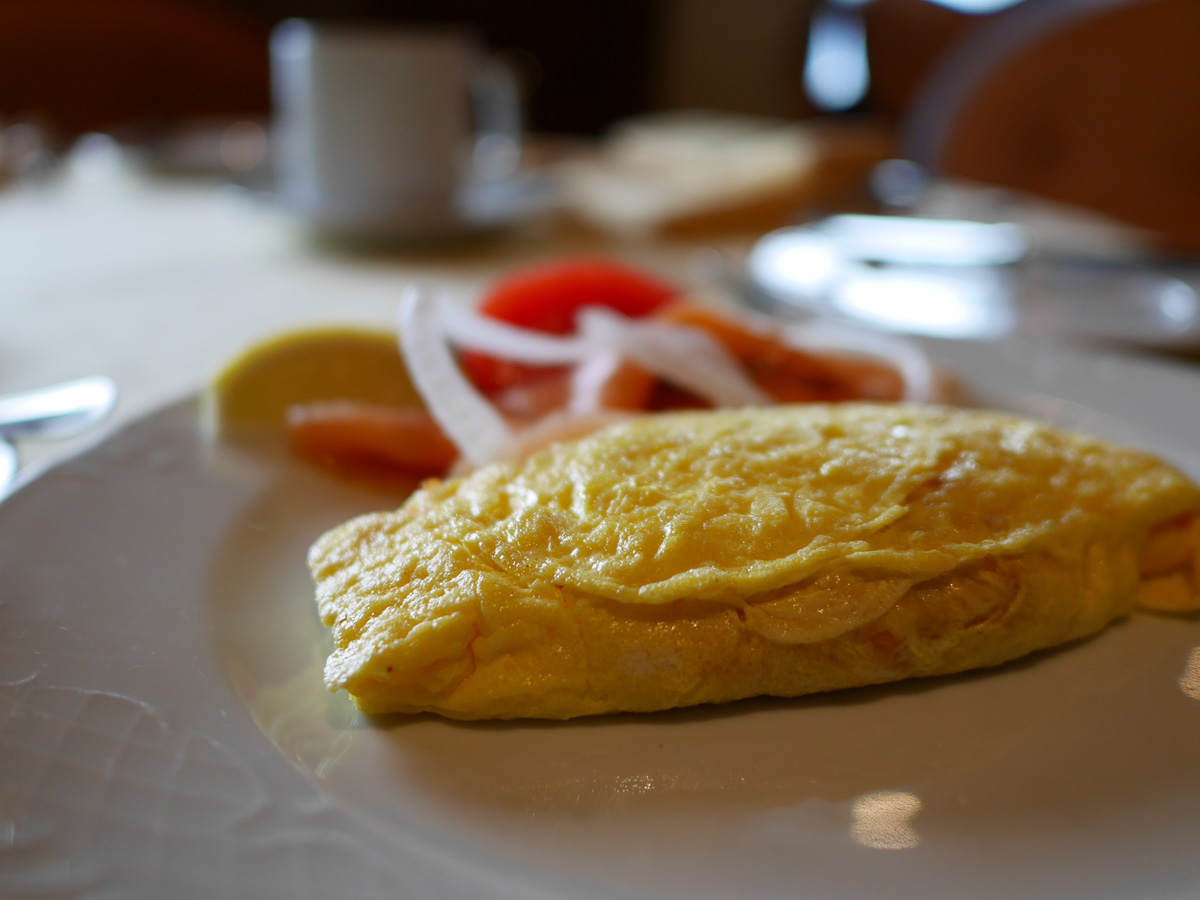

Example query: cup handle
[471,58,523,181]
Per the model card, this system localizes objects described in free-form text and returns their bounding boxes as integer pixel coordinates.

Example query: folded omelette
[309,403,1200,719]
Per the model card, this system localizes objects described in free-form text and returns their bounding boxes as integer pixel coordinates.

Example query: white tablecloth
[0,159,722,467]
[8,149,1197,475]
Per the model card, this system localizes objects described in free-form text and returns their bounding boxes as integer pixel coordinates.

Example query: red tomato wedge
[460,259,678,394]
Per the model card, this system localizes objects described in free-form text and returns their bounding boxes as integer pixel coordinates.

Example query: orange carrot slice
[287,401,458,485]
[656,303,904,402]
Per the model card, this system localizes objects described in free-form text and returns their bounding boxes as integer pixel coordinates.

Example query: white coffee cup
[270,20,522,240]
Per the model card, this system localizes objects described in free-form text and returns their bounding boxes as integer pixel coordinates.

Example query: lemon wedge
[204,326,420,436]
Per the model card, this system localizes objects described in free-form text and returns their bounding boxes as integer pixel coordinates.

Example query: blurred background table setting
[5,0,1200,489]
[0,0,1195,446]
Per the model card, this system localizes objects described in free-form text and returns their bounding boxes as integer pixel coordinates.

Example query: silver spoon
[0,438,16,497]
[0,376,118,441]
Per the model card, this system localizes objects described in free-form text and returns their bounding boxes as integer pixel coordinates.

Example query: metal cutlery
[0,438,16,496]
[0,376,119,498]
[0,376,119,441]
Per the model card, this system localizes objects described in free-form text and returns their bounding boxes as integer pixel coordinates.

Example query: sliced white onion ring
[397,286,515,466]
[436,300,769,408]
[568,349,628,415]
[438,303,589,365]
[577,308,771,408]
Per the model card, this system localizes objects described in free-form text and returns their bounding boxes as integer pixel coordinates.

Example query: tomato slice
[460,259,678,394]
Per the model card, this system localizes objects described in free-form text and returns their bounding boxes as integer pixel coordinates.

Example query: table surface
[6,148,1198,474]
[0,156,749,469]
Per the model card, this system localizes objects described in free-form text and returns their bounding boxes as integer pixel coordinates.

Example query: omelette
[309,403,1200,719]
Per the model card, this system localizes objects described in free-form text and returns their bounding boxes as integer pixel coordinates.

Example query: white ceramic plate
[3,338,1200,900]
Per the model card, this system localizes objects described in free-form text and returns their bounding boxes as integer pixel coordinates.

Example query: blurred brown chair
[0,0,269,137]
[898,0,1200,251]
[862,0,989,120]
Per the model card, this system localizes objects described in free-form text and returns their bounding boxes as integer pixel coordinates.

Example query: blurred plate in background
[747,216,1200,350]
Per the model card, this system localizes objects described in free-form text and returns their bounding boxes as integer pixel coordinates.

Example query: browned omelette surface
[309,403,1200,719]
